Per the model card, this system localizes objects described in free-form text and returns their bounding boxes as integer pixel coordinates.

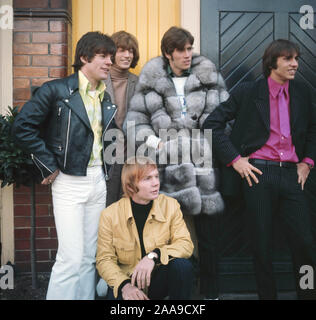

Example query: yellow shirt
[78,70,106,166]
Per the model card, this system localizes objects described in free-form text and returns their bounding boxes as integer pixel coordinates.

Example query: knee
[169,258,193,276]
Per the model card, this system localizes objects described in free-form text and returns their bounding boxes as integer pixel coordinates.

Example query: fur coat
[124,54,229,215]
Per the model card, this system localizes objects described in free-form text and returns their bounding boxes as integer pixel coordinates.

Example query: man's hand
[232,157,263,187]
[121,283,149,300]
[131,255,156,290]
[297,162,311,190]
[41,169,60,185]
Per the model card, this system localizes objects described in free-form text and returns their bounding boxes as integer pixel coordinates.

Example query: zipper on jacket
[64,109,71,169]
[31,154,53,179]
[102,105,117,180]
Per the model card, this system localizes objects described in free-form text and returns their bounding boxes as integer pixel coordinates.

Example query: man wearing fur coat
[124,26,229,299]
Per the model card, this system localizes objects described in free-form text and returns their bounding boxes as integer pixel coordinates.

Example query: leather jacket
[12,73,117,179]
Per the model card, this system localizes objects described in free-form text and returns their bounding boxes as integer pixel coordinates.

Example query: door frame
[0,0,14,266]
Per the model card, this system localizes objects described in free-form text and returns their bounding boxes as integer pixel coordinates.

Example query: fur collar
[137,54,220,96]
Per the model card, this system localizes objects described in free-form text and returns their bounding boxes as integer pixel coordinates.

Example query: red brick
[14,0,49,8]
[32,78,52,87]
[36,184,50,192]
[14,32,31,43]
[14,43,48,55]
[14,19,48,32]
[32,55,66,67]
[14,66,48,77]
[49,20,66,32]
[49,67,67,78]
[36,239,58,249]
[35,205,50,216]
[16,249,50,262]
[14,88,31,100]
[15,239,30,250]
[14,262,30,272]
[36,228,50,238]
[15,250,31,261]
[13,55,31,66]
[50,228,57,238]
[50,43,68,55]
[32,32,67,44]
[37,250,50,260]
[36,216,56,228]
[35,193,52,205]
[14,78,30,89]
[14,193,31,205]
[15,228,30,239]
[15,217,31,228]
[15,204,30,216]
[14,185,31,193]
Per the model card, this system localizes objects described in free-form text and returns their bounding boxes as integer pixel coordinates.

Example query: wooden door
[201,0,316,293]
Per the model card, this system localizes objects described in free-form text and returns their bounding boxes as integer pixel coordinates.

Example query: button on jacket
[12,72,117,179]
[96,193,194,298]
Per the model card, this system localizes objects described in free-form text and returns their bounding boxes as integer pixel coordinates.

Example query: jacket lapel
[105,76,115,102]
[254,79,270,132]
[64,73,92,130]
[126,73,137,107]
[66,92,92,130]
[289,81,300,131]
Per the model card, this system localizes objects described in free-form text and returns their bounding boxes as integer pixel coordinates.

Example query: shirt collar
[124,196,166,223]
[78,70,106,99]
[167,64,191,78]
[268,76,289,98]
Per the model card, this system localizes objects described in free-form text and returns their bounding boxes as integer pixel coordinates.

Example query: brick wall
[13,0,72,272]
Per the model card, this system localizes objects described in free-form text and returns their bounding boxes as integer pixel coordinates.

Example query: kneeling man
[96,156,194,300]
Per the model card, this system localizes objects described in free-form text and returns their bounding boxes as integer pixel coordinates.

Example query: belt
[249,159,297,168]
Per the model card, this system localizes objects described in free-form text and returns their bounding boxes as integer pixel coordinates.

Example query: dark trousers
[242,164,316,300]
[106,258,193,300]
[194,214,220,299]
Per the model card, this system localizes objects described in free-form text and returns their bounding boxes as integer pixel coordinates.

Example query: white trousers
[46,166,106,300]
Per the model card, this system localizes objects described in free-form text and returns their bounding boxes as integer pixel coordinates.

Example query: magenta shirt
[228,77,314,167]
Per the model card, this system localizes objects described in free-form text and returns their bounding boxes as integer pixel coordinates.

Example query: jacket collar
[254,78,270,132]
[65,72,79,95]
[63,72,114,131]
[123,195,167,223]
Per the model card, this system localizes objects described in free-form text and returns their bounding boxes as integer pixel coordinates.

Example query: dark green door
[201,0,316,293]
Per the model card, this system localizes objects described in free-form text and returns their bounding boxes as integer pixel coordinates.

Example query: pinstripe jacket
[203,78,316,196]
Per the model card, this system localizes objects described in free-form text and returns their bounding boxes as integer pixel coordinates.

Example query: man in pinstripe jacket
[203,39,316,300]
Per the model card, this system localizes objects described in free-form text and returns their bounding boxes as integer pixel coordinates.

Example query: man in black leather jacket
[12,31,117,300]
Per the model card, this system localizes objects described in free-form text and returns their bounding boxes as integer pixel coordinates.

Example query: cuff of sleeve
[146,135,161,149]
[158,247,169,265]
[302,157,314,168]
[227,155,241,167]
[152,248,161,263]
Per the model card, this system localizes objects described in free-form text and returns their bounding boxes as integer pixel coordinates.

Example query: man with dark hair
[203,39,316,299]
[12,31,117,300]
[124,26,229,300]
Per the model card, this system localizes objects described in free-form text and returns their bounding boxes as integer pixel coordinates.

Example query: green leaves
[0,106,37,188]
